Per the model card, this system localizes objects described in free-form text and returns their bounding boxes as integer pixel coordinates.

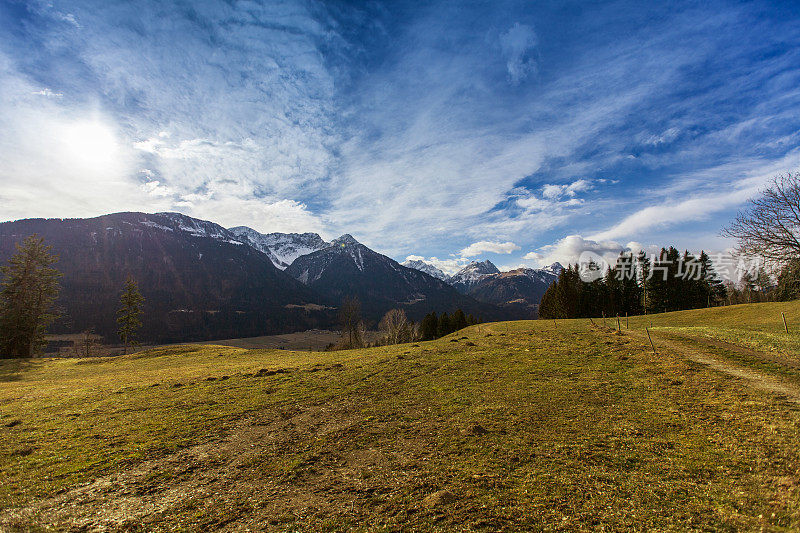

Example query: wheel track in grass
[628,329,800,406]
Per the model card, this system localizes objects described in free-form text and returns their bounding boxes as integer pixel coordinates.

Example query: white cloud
[141,179,173,198]
[641,127,680,146]
[541,184,564,199]
[2,0,799,267]
[524,235,630,268]
[31,88,62,97]
[186,198,326,236]
[460,240,521,257]
[499,23,538,84]
[514,179,597,216]
[541,179,594,199]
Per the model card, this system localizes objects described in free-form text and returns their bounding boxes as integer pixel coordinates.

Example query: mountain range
[0,212,560,343]
[401,259,564,317]
[0,213,329,343]
[286,235,500,322]
[447,260,502,293]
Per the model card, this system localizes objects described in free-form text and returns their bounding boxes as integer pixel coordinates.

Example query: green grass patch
[0,313,799,530]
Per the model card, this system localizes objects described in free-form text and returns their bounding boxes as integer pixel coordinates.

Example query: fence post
[616,315,621,331]
[782,312,789,334]
[646,327,657,354]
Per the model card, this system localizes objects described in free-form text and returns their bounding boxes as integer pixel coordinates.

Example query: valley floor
[2,302,800,530]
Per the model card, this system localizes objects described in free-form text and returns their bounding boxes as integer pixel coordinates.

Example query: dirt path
[629,329,800,405]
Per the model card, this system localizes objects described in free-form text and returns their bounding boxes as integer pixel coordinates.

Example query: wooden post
[626,312,629,329]
[782,312,789,334]
[616,315,621,331]
[646,327,656,354]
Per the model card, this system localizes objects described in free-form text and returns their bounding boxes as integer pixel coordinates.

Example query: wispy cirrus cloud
[1,0,800,265]
[499,22,538,84]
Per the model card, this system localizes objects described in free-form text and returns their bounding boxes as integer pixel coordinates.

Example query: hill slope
[2,302,800,530]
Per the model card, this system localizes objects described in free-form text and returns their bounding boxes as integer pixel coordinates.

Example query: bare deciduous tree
[379,308,410,345]
[722,173,800,263]
[338,296,363,349]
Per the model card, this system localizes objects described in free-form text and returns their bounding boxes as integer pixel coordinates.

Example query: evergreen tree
[619,253,642,316]
[0,235,62,358]
[420,312,439,340]
[636,250,651,313]
[754,267,775,302]
[698,251,726,307]
[740,272,756,303]
[117,276,145,354]
[604,264,622,318]
[775,259,800,301]
[437,312,452,337]
[452,309,468,331]
[538,282,557,319]
[553,266,582,318]
[678,250,704,310]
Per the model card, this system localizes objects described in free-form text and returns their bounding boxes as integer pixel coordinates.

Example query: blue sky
[1,0,799,274]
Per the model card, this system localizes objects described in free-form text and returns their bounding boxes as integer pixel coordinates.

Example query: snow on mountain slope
[155,212,244,244]
[228,226,328,269]
[402,259,448,281]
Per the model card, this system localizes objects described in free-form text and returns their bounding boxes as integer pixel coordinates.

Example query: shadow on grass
[0,358,37,382]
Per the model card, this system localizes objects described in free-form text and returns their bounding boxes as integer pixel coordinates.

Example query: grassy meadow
[1,302,800,530]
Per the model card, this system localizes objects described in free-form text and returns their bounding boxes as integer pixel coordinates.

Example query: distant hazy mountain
[447,260,501,293]
[0,212,331,343]
[286,235,504,322]
[401,259,448,281]
[228,226,328,269]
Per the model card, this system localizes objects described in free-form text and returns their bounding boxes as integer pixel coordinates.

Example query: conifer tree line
[418,309,480,341]
[538,248,727,319]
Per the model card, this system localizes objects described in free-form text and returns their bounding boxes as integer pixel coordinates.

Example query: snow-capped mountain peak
[447,260,500,293]
[331,234,360,247]
[401,259,448,281]
[541,262,564,275]
[228,226,328,269]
